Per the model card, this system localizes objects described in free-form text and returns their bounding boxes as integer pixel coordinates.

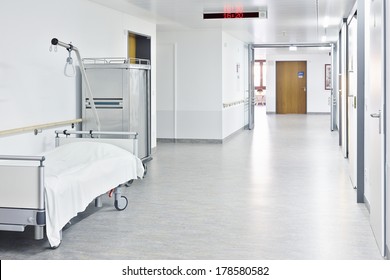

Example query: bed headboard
[55,130,139,157]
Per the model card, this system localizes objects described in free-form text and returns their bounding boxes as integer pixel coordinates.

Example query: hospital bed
[0,130,144,248]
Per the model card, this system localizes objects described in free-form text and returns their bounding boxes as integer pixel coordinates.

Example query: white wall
[333,42,340,130]
[157,30,223,140]
[222,32,248,138]
[222,32,247,104]
[0,0,156,154]
[266,50,332,114]
[156,44,176,139]
[157,30,249,141]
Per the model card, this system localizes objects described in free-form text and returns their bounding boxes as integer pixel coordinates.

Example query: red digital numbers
[223,4,232,18]
[224,4,244,19]
[235,4,244,18]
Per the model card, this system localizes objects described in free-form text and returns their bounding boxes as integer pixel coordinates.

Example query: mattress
[43,141,144,247]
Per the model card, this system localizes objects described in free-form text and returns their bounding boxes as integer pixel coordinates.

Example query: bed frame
[0,130,140,244]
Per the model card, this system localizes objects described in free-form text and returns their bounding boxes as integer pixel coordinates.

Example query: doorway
[127,31,152,161]
[276,61,307,114]
[128,32,151,62]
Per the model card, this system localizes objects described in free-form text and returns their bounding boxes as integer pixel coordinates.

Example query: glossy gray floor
[0,109,382,259]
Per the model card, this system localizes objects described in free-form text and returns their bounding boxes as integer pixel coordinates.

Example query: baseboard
[157,138,222,144]
[222,126,247,143]
[177,139,222,144]
[386,244,390,260]
[156,138,176,143]
[265,112,330,115]
[156,126,248,144]
[307,112,331,115]
[364,195,371,213]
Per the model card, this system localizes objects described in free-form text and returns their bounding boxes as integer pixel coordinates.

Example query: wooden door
[128,33,136,61]
[276,61,307,114]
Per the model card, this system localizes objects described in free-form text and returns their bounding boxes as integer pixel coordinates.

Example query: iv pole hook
[50,38,101,131]
[64,48,76,77]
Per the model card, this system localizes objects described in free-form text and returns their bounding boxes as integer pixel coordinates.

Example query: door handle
[370,110,382,134]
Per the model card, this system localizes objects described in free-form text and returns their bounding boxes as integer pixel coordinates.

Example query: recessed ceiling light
[323,16,329,28]
[289,45,297,51]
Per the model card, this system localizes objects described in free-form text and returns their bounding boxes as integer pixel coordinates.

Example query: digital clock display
[203,11,260,19]
[224,4,243,18]
[203,4,260,19]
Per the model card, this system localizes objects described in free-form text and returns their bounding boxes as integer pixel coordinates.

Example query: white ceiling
[90,0,357,44]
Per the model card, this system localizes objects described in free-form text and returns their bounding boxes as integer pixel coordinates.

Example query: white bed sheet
[43,141,144,247]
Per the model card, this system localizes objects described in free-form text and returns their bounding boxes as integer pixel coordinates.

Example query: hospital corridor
[0,110,382,259]
[1,0,390,262]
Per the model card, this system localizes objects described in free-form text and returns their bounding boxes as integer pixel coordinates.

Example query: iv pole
[50,38,101,131]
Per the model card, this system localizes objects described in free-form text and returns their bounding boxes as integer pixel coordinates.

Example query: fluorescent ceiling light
[323,16,329,28]
[289,45,297,51]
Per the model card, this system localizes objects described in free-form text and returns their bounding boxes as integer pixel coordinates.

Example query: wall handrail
[0,119,82,137]
[223,99,246,109]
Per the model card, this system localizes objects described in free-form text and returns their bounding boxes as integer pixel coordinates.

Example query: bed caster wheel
[115,196,128,211]
[143,163,147,177]
[125,179,134,187]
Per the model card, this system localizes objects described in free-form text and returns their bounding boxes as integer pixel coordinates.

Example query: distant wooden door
[276,61,307,114]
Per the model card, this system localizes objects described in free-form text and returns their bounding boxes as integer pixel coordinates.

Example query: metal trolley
[81,58,152,162]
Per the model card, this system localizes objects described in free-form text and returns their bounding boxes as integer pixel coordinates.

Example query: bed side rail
[0,155,45,166]
[55,130,138,139]
[55,130,139,157]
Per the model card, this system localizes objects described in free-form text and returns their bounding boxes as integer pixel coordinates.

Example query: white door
[340,22,348,158]
[348,16,358,189]
[368,0,385,257]
[248,46,255,130]
[156,44,177,139]
[386,0,390,258]
[244,45,249,126]
[331,45,338,131]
